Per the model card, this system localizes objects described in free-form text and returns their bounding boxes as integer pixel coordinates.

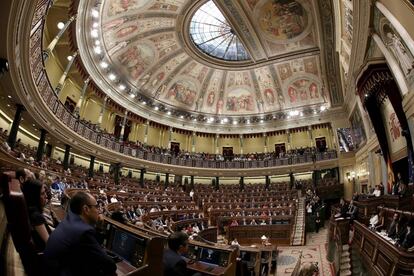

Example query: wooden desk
[116,261,137,275]
[228,224,291,245]
[186,259,229,276]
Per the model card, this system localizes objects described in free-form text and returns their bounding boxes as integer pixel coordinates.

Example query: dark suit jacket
[44,211,116,276]
[163,248,188,276]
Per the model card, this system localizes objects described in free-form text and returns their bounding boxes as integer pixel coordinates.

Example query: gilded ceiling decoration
[76,0,341,125]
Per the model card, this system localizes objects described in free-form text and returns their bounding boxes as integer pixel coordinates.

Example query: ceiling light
[246,119,250,124]
[129,93,136,98]
[233,121,238,125]
[180,115,184,119]
[119,84,126,91]
[94,40,100,46]
[167,111,171,115]
[223,118,228,123]
[108,74,116,81]
[287,116,291,119]
[91,29,98,38]
[32,124,36,127]
[313,110,317,114]
[154,106,159,111]
[7,104,10,107]
[91,9,99,18]
[320,105,327,111]
[142,101,146,105]
[100,61,108,68]
[193,118,197,122]
[94,46,102,54]
[57,22,65,30]
[7,95,11,98]
[288,110,299,116]
[300,112,303,117]
[67,56,73,61]
[93,22,99,28]
[260,119,264,123]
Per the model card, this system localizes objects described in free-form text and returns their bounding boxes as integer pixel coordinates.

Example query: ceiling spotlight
[142,101,146,105]
[94,40,100,46]
[260,119,264,123]
[7,104,10,107]
[288,110,299,116]
[91,9,99,18]
[94,46,102,54]
[57,22,65,30]
[154,106,159,111]
[167,111,171,115]
[223,118,228,123]
[7,95,11,98]
[179,115,184,119]
[119,84,126,91]
[193,118,197,122]
[91,29,98,38]
[93,22,99,28]
[108,74,116,81]
[287,115,291,119]
[320,105,326,111]
[233,121,238,125]
[67,56,73,61]
[129,93,136,98]
[313,110,317,114]
[32,124,36,127]
[246,119,250,124]
[100,61,108,69]
[300,112,303,117]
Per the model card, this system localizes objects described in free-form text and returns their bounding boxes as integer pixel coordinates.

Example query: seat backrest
[0,172,42,276]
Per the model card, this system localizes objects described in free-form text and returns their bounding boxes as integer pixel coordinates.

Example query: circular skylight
[189,1,250,61]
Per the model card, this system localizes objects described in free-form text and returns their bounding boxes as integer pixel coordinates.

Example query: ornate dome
[76,0,342,131]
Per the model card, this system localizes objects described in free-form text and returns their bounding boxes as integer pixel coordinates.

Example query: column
[329,124,338,151]
[239,177,244,191]
[286,130,291,150]
[88,156,95,177]
[7,104,25,150]
[368,152,376,189]
[43,16,76,60]
[165,173,170,188]
[239,134,244,155]
[63,144,71,170]
[119,110,128,142]
[140,169,145,188]
[215,134,219,154]
[75,77,90,116]
[190,175,194,190]
[168,127,172,148]
[308,126,313,147]
[144,120,149,144]
[265,175,270,190]
[215,176,219,190]
[97,96,108,127]
[381,156,388,194]
[263,133,268,153]
[55,51,78,95]
[191,131,196,153]
[113,163,121,185]
[36,129,47,162]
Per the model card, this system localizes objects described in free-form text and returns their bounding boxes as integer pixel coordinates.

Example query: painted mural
[225,88,256,113]
[349,106,367,150]
[117,43,155,80]
[165,80,198,107]
[106,0,153,16]
[257,0,310,42]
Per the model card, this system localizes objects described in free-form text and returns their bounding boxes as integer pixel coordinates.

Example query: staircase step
[341,252,350,258]
[342,244,349,250]
[341,257,350,264]
[341,263,351,270]
[339,270,352,276]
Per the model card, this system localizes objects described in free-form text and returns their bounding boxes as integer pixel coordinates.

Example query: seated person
[163,231,200,276]
[399,219,414,249]
[22,179,54,252]
[44,191,116,276]
[387,213,400,239]
[335,198,348,218]
[346,200,358,220]
[372,186,381,197]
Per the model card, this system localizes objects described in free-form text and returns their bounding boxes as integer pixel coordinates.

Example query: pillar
[380,155,388,194]
[36,129,47,162]
[215,134,219,154]
[263,133,268,153]
[7,104,24,150]
[140,169,145,188]
[368,152,376,189]
[55,51,78,95]
[144,120,149,144]
[113,163,121,185]
[43,16,76,60]
[165,173,169,188]
[98,96,108,127]
[63,144,71,170]
[190,175,194,190]
[75,77,90,116]
[265,175,270,190]
[215,176,219,190]
[119,110,128,142]
[239,177,244,191]
[88,156,95,177]
[286,130,291,150]
[191,131,196,153]
[239,134,244,154]
[308,126,313,147]
[168,127,172,148]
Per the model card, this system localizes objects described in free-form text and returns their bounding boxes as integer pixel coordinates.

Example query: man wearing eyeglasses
[44,191,116,276]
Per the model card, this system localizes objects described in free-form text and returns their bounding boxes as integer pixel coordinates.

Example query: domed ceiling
[76,0,342,129]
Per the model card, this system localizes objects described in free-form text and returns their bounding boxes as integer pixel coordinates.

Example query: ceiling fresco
[77,0,339,120]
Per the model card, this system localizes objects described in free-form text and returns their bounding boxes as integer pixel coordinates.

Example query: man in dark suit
[163,232,200,276]
[387,213,400,239]
[44,191,117,276]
